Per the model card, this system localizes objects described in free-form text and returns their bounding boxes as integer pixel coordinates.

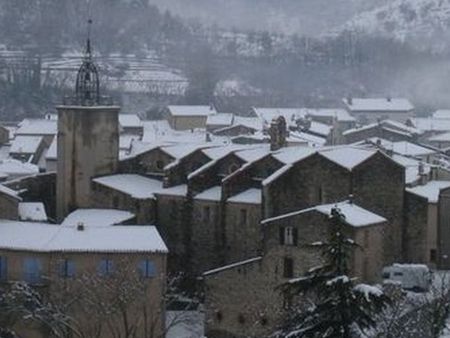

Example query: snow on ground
[166,311,205,338]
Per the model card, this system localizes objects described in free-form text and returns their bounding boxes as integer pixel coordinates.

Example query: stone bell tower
[56,21,120,221]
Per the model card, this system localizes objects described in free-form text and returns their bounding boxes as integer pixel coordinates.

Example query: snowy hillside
[343,0,450,51]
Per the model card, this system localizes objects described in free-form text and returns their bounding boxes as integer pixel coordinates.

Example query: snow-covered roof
[343,98,414,112]
[406,181,450,203]
[234,146,271,162]
[409,118,450,132]
[273,147,316,165]
[93,174,163,199]
[157,184,188,197]
[119,114,142,128]
[233,116,263,130]
[319,146,377,170]
[206,113,234,126]
[161,144,206,160]
[0,184,21,201]
[362,138,436,157]
[194,186,222,202]
[45,137,57,160]
[61,209,136,227]
[10,135,43,154]
[432,110,450,119]
[0,221,168,253]
[203,256,262,276]
[262,201,386,228]
[304,108,355,122]
[18,202,47,222]
[428,132,450,142]
[0,159,39,176]
[16,119,57,136]
[167,105,217,117]
[289,131,327,147]
[308,121,333,137]
[228,188,261,204]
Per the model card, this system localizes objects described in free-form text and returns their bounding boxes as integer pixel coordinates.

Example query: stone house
[0,221,168,338]
[342,97,415,124]
[343,121,417,144]
[262,147,405,265]
[91,174,161,224]
[404,181,450,267]
[203,201,386,338]
[166,105,217,130]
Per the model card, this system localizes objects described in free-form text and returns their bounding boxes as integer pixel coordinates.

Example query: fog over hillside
[149,0,388,35]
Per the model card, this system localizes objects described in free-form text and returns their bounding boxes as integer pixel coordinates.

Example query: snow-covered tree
[0,282,74,338]
[276,207,390,338]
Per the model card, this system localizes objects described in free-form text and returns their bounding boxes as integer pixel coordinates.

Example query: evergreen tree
[276,207,390,338]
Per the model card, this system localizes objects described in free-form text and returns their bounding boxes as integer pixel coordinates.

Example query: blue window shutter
[0,257,6,280]
[98,259,107,276]
[147,261,156,277]
[138,260,146,277]
[107,259,114,274]
[58,260,66,277]
[67,260,75,278]
[24,258,41,284]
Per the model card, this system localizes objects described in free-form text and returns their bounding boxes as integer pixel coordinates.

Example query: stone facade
[0,249,166,338]
[204,205,385,338]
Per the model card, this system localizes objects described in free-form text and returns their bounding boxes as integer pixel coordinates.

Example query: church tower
[56,22,120,221]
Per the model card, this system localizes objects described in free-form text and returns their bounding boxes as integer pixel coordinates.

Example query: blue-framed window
[98,258,114,277]
[0,256,7,281]
[58,259,75,278]
[138,259,156,278]
[23,257,43,284]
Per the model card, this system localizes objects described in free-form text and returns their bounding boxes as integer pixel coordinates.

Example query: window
[283,257,294,278]
[58,259,75,278]
[430,249,437,263]
[240,209,247,227]
[203,206,211,223]
[156,160,164,170]
[23,257,43,284]
[0,256,7,281]
[98,258,114,277]
[279,227,298,246]
[138,259,157,278]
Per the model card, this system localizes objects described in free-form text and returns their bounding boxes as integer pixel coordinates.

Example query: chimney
[77,222,85,231]
[269,116,287,151]
[387,96,392,102]
[348,194,354,205]
[418,161,428,185]
[347,96,353,105]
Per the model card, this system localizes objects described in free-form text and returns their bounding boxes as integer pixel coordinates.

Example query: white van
[382,264,432,292]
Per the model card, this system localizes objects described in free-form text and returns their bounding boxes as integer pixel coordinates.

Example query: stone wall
[404,191,429,264]
[352,152,405,264]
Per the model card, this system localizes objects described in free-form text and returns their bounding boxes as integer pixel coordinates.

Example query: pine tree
[276,207,390,338]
